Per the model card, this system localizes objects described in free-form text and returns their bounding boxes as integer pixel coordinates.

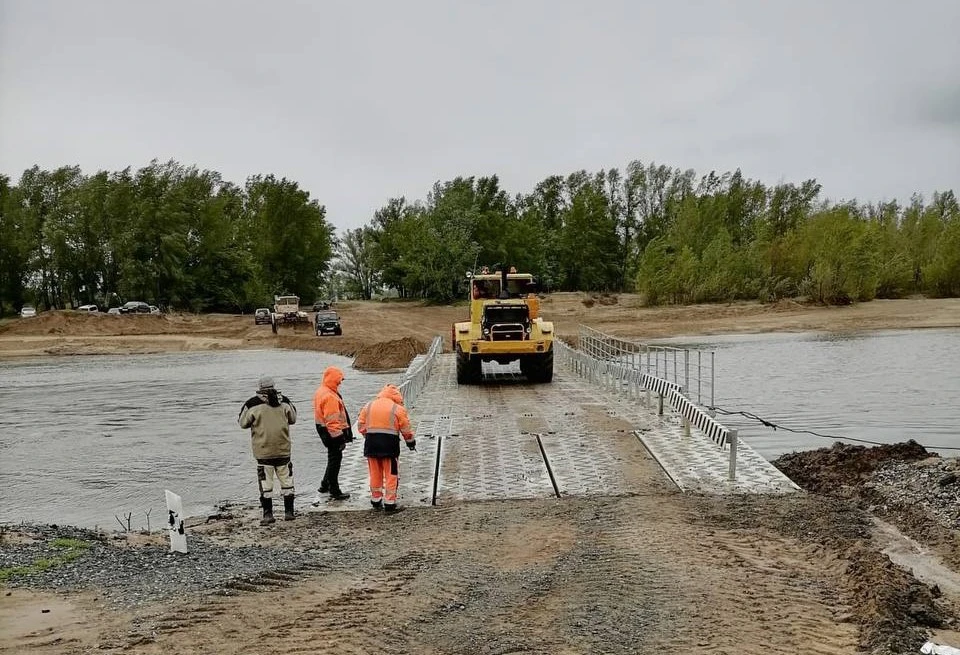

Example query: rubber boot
[260,497,275,525]
[370,500,383,510]
[330,489,351,501]
[283,495,295,521]
[383,504,404,514]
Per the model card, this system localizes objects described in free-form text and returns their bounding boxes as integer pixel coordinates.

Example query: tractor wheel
[520,351,554,383]
[456,351,482,385]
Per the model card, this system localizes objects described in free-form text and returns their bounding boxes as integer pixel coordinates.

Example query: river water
[652,328,960,460]
[3,330,958,528]
[0,350,395,529]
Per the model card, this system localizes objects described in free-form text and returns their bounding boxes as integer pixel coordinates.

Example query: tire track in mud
[108,555,442,655]
[672,529,858,655]
[533,500,858,655]
[273,552,430,655]
[96,495,863,655]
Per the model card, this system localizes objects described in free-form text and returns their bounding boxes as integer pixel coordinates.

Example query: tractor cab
[468,270,540,324]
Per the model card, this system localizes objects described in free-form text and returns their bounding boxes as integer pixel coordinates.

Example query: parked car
[119,301,151,314]
[254,308,271,325]
[77,304,99,313]
[315,310,342,336]
[107,307,121,315]
[149,305,161,314]
[19,305,37,318]
[312,300,331,311]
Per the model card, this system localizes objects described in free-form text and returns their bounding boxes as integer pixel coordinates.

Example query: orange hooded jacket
[358,384,414,458]
[313,366,350,440]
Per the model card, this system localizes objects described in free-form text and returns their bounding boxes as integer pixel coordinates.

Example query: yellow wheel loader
[451,268,554,384]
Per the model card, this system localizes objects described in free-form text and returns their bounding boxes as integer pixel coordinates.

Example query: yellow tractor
[451,267,554,384]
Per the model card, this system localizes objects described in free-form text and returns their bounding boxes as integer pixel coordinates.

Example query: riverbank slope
[1,295,958,364]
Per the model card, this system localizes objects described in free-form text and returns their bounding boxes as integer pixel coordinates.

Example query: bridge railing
[577,325,715,408]
[398,336,444,409]
[555,337,741,481]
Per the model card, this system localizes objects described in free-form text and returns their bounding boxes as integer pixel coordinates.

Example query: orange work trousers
[367,456,399,505]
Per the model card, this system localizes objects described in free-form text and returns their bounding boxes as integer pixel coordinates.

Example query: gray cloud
[1,0,958,229]
[920,86,960,127]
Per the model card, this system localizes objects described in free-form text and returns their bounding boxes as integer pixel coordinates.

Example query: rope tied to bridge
[708,406,960,452]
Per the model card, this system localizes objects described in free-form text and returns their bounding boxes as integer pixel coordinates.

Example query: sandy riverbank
[1,295,959,365]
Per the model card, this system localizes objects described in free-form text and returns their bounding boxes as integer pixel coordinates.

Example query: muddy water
[654,328,960,460]
[0,350,395,529]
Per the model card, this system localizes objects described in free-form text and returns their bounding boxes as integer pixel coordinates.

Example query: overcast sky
[1,0,958,231]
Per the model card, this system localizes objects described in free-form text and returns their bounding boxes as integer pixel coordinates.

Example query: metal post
[697,350,702,406]
[710,351,715,410]
[684,349,689,394]
[727,429,738,481]
[658,392,664,415]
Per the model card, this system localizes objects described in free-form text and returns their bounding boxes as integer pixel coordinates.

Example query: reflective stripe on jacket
[358,385,414,458]
[314,367,348,438]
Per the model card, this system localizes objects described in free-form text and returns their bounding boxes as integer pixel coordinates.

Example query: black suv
[119,301,151,314]
[315,310,342,336]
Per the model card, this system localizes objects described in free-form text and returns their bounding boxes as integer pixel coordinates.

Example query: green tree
[336,227,378,300]
[244,174,334,302]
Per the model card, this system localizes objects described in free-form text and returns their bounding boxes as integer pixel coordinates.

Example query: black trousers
[321,442,344,494]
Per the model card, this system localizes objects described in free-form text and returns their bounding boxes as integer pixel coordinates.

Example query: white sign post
[164,489,188,554]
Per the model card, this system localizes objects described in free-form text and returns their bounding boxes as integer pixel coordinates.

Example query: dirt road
[2,295,959,364]
[3,458,951,655]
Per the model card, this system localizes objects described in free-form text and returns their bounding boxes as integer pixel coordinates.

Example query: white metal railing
[577,325,716,407]
[397,336,443,409]
[555,338,740,481]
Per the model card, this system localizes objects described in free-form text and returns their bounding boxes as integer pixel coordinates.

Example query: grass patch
[51,537,90,550]
[0,537,91,583]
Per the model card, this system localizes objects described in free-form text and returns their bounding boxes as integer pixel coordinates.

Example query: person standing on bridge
[238,375,298,525]
[358,384,416,512]
[313,365,352,501]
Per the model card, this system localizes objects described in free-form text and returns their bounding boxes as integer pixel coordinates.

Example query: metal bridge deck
[308,354,798,512]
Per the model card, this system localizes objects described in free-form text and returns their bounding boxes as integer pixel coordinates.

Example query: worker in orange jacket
[313,366,352,501]
[358,384,416,512]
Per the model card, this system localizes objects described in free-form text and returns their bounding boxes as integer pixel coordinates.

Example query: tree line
[345,165,959,304]
[0,160,333,315]
[1,158,957,315]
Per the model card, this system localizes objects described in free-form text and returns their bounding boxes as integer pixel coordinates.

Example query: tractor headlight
[482,328,490,335]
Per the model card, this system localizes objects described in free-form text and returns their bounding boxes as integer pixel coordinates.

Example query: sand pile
[0,310,254,338]
[273,335,429,371]
[0,311,173,336]
[774,440,930,495]
[352,337,428,371]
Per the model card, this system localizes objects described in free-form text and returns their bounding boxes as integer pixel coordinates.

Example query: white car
[77,304,99,313]
[20,305,37,318]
